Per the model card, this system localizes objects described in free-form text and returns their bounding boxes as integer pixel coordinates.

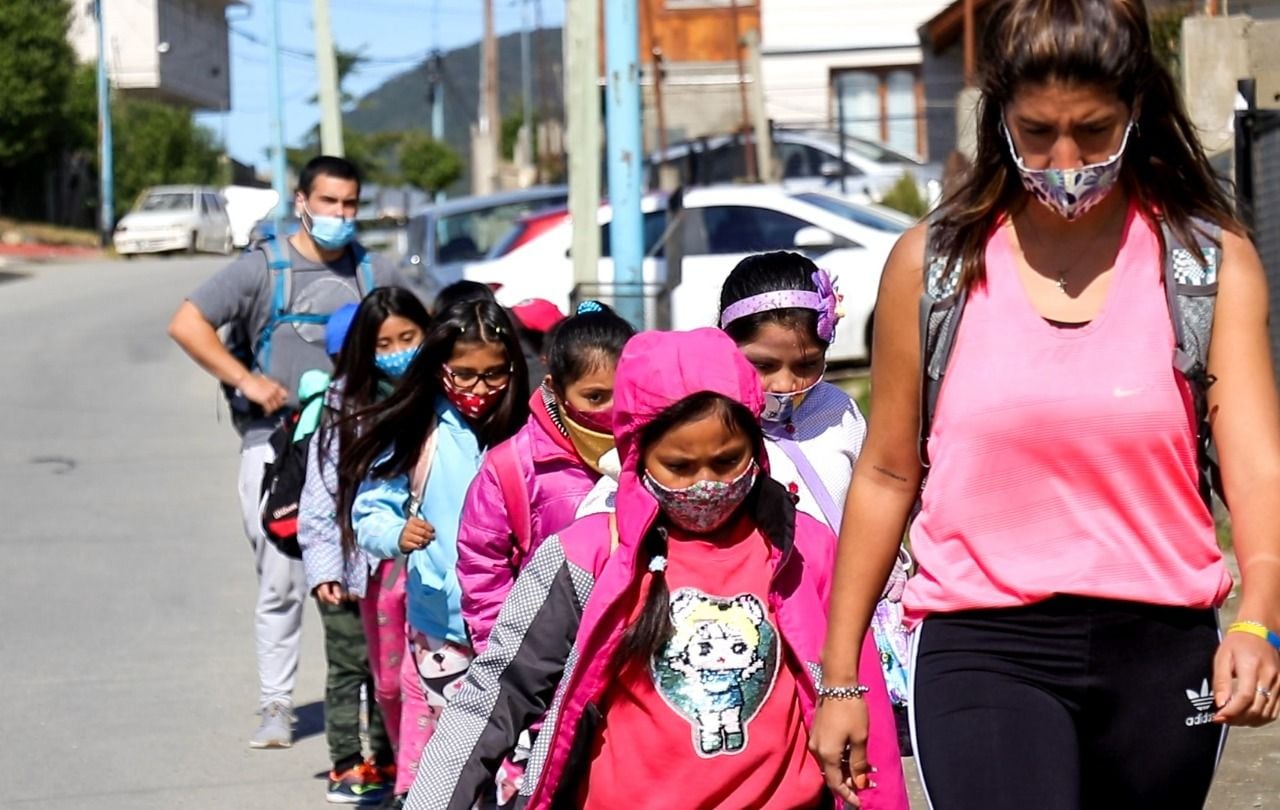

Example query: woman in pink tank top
[807,2,1280,809]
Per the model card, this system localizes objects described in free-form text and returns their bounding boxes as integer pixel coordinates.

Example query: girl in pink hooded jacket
[407,328,875,810]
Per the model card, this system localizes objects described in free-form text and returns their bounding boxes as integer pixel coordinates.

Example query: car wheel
[187,231,199,255]
[221,234,233,255]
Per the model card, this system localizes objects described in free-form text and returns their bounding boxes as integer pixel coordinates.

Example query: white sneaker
[249,702,294,749]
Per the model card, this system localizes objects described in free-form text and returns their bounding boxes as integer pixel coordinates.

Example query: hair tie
[648,555,668,573]
[576,300,605,315]
[718,268,844,343]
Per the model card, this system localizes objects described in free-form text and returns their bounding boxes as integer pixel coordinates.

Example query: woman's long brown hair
[931,0,1241,288]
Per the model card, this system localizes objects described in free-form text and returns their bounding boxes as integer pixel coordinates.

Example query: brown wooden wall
[641,0,761,63]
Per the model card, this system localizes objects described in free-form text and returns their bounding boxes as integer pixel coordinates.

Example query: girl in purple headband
[718,251,910,810]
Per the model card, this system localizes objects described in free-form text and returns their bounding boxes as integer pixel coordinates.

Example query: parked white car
[465,185,900,364]
[113,185,234,257]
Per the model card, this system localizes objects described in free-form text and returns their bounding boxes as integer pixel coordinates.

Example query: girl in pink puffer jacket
[456,301,635,655]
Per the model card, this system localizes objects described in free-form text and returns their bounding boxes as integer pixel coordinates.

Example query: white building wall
[759,0,951,143]
[66,0,230,110]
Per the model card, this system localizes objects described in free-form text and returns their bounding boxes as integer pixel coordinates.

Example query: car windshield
[138,192,194,212]
[434,198,566,264]
[793,193,911,233]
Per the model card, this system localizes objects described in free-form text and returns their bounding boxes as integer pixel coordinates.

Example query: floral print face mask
[643,462,759,534]
[1003,119,1133,222]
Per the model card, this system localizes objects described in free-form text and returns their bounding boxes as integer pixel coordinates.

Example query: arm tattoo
[873,465,909,483]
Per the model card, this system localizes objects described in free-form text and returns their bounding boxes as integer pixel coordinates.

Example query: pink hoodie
[458,390,600,654]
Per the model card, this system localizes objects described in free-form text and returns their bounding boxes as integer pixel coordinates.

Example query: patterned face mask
[374,346,420,380]
[643,462,758,534]
[442,375,507,419]
[760,376,823,424]
[1003,120,1132,222]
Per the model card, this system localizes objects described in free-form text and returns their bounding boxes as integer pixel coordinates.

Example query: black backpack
[918,216,1225,508]
[259,389,326,558]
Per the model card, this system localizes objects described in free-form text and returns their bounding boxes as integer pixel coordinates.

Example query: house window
[833,67,922,157]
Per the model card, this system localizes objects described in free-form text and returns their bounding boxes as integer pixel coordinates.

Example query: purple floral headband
[719,268,843,343]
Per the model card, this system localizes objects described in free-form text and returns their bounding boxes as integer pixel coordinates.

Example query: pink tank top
[903,206,1233,626]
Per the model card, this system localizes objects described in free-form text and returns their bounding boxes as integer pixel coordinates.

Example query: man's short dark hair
[298,156,361,197]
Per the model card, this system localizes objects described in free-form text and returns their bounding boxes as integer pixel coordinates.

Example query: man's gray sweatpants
[237,435,306,709]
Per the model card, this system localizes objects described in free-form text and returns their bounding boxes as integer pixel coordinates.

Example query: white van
[113,186,234,256]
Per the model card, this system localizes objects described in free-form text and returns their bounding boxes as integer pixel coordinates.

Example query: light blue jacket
[353,396,483,645]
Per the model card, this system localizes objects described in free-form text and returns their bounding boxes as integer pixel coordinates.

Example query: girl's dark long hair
[616,392,763,669]
[932,0,1241,288]
[316,287,431,489]
[719,252,827,350]
[336,299,530,553]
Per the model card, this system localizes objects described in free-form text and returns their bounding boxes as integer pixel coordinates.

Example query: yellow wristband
[1227,621,1280,649]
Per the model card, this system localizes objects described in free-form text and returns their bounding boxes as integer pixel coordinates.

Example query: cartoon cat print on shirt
[651,589,779,757]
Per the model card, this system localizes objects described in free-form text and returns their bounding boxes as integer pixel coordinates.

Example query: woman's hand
[1213,631,1280,726]
[399,517,435,554]
[808,697,873,807]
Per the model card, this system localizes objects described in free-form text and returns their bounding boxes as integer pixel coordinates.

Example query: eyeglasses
[442,363,513,391]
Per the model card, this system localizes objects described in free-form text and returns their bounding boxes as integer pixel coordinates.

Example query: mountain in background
[345,27,565,193]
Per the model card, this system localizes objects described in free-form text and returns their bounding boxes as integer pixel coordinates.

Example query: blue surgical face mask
[374,346,420,379]
[303,204,357,250]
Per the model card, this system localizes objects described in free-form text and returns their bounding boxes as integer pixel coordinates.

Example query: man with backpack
[168,156,408,749]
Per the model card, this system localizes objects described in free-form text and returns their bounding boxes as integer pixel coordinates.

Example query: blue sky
[195,0,565,171]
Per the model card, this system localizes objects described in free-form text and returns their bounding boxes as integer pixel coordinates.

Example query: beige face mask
[560,403,616,475]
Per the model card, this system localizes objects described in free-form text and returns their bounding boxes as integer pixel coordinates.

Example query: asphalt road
[0,256,1275,809]
[0,256,329,809]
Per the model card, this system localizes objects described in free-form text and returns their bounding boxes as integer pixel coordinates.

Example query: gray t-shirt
[188,240,408,437]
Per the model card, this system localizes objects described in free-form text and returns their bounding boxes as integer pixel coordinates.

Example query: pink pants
[858,627,910,810]
[402,629,475,795]
[361,560,412,794]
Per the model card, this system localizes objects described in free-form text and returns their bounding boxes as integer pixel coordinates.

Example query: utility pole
[566,0,601,304]
[94,0,114,245]
[728,0,757,181]
[640,0,668,155]
[518,0,535,184]
[313,0,344,157]
[744,30,772,183]
[605,0,646,328]
[473,0,500,194]
[267,0,290,218]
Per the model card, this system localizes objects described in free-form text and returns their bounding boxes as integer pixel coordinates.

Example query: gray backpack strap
[1162,216,1223,507]
[918,225,967,468]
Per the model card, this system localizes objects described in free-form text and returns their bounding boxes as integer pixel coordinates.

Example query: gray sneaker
[249,702,294,749]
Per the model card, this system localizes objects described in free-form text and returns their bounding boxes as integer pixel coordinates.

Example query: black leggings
[909,596,1225,810]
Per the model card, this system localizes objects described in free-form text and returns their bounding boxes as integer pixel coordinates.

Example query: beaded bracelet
[1226,621,1280,650]
[816,683,871,701]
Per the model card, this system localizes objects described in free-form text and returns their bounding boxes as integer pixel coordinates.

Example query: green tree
[111,100,222,215]
[399,133,462,196]
[0,0,75,216]
[62,65,221,219]
[0,0,74,166]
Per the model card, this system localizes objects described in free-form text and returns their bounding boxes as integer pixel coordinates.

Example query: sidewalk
[0,242,103,264]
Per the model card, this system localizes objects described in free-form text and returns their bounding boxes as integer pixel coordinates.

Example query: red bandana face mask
[442,376,506,420]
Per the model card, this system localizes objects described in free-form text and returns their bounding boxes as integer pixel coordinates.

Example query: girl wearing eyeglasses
[338,299,530,806]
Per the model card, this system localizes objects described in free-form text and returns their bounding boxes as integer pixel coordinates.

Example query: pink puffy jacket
[457,390,600,654]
